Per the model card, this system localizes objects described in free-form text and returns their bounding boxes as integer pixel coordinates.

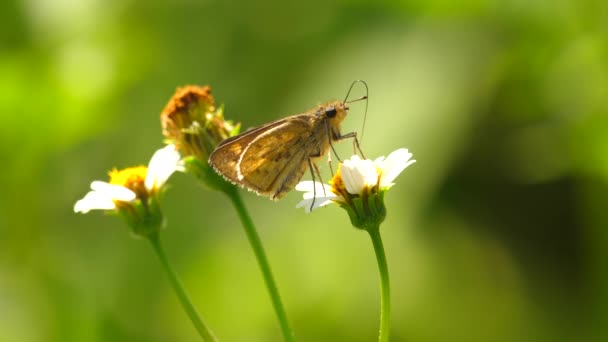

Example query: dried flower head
[161,85,239,161]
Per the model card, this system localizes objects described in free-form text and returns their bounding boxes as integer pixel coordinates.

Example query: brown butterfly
[209,81,367,200]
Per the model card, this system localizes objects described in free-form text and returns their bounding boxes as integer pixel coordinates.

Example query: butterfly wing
[238,117,315,198]
[209,115,319,198]
[208,119,286,185]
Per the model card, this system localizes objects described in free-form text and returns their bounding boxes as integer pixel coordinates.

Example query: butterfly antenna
[343,80,369,145]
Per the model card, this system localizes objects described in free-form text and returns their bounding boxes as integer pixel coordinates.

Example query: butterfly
[209,81,367,200]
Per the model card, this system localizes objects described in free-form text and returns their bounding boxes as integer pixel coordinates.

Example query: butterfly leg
[306,158,318,212]
[307,150,328,212]
[327,151,335,176]
[329,129,366,160]
[337,131,366,159]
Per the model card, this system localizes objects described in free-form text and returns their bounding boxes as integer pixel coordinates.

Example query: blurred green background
[2,0,608,341]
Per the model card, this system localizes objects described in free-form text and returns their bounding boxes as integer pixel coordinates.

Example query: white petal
[295,196,337,213]
[340,158,365,194]
[379,148,416,188]
[295,181,332,194]
[145,144,183,190]
[295,180,318,192]
[341,156,377,194]
[74,191,117,213]
[301,188,338,200]
[361,160,380,187]
[90,181,136,201]
[374,155,386,164]
[75,180,138,213]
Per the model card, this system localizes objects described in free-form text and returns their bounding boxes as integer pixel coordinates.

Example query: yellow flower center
[109,166,148,200]
[329,168,350,202]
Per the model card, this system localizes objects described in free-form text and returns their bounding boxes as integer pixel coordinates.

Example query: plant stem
[148,233,217,341]
[224,187,294,342]
[368,225,391,342]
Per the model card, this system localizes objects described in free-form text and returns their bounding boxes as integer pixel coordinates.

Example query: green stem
[368,226,391,342]
[148,233,217,341]
[224,187,295,342]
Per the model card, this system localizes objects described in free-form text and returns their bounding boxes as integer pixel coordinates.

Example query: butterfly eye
[325,107,337,118]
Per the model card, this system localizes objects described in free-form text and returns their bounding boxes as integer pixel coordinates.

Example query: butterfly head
[322,101,349,123]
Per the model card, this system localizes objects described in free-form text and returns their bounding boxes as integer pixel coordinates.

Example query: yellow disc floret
[109,166,148,200]
[329,168,350,205]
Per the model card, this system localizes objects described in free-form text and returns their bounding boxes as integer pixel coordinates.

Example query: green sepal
[340,190,387,231]
[116,196,164,239]
[185,156,233,193]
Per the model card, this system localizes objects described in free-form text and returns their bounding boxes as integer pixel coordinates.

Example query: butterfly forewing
[208,128,262,185]
[238,117,315,198]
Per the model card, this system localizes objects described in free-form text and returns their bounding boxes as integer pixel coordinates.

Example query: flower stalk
[186,158,295,341]
[368,225,390,342]
[224,186,295,342]
[160,85,294,341]
[148,232,217,342]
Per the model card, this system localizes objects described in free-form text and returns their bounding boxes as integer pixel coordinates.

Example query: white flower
[74,144,183,214]
[295,148,416,213]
